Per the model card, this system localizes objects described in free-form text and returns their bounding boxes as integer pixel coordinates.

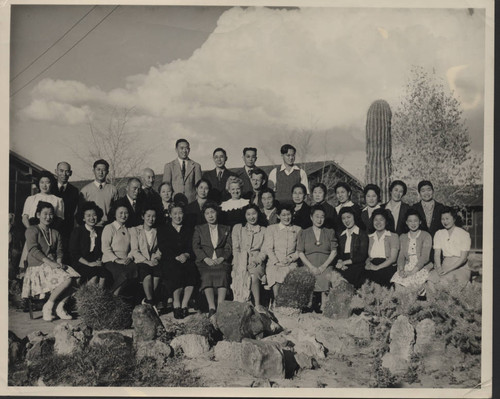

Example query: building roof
[10,150,48,174]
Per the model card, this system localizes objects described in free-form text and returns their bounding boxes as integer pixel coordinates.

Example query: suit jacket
[130,226,161,263]
[54,183,79,232]
[163,158,202,203]
[157,223,194,264]
[338,228,369,267]
[192,224,232,267]
[69,225,103,264]
[137,187,162,212]
[234,167,254,199]
[397,230,432,270]
[412,200,445,237]
[382,201,411,235]
[113,196,144,228]
[202,168,234,204]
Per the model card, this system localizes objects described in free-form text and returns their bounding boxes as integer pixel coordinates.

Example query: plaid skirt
[22,263,80,298]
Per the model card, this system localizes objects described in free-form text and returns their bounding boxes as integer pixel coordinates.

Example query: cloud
[18,6,485,180]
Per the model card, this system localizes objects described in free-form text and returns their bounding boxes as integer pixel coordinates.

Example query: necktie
[217,170,222,181]
[181,161,186,179]
[59,185,64,194]
[248,169,252,178]
[132,200,136,211]
[99,184,103,190]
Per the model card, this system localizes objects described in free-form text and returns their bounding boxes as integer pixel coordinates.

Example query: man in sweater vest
[79,159,118,225]
[268,144,309,206]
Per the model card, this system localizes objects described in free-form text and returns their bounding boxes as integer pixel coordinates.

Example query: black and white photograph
[3,0,494,396]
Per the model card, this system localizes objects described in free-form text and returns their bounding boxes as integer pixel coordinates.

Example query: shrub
[275,267,315,310]
[74,284,133,330]
[369,357,399,388]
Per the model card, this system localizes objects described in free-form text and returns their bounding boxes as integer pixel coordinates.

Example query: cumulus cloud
[18,6,485,179]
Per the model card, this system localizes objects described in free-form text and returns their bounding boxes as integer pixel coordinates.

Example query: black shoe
[182,307,189,318]
[208,308,216,318]
[173,308,183,319]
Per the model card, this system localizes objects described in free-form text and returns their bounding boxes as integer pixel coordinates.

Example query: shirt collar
[369,230,391,238]
[278,223,289,230]
[94,181,106,188]
[209,224,218,231]
[178,158,189,166]
[112,221,124,230]
[127,195,136,205]
[58,182,67,189]
[244,166,254,173]
[279,163,300,172]
[362,204,381,212]
[341,225,360,236]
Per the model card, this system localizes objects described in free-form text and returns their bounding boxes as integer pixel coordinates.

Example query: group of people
[17,139,472,321]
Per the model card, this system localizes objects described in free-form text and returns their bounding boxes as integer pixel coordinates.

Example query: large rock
[135,340,173,364]
[132,304,168,343]
[8,331,27,364]
[214,340,243,363]
[25,331,54,365]
[170,334,210,358]
[382,315,415,374]
[53,322,93,355]
[90,331,133,353]
[183,313,222,346]
[414,319,436,355]
[323,280,355,320]
[240,339,285,379]
[215,301,282,342]
[294,331,326,359]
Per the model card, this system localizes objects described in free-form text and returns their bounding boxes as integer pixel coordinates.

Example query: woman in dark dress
[382,180,410,235]
[69,201,111,288]
[220,176,249,228]
[192,202,232,317]
[334,182,364,234]
[158,202,198,319]
[361,184,382,234]
[311,182,337,231]
[185,179,211,229]
[365,208,399,288]
[259,187,279,226]
[291,183,312,230]
[157,182,174,225]
[335,206,369,289]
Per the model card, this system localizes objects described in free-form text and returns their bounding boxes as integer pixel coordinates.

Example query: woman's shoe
[208,308,216,318]
[182,307,189,318]
[42,301,55,321]
[173,308,182,319]
[55,300,73,320]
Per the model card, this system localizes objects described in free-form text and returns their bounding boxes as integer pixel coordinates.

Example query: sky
[9,5,486,181]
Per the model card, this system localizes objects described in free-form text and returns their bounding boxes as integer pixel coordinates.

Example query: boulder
[170,334,210,358]
[183,313,222,346]
[90,331,133,353]
[323,280,355,320]
[251,378,273,387]
[25,332,54,365]
[53,322,93,355]
[240,338,285,379]
[347,315,371,340]
[132,304,168,343]
[294,331,326,359]
[261,334,295,349]
[215,301,282,342]
[381,315,415,374]
[214,340,243,363]
[135,340,173,364]
[272,307,301,318]
[315,329,357,357]
[295,352,317,370]
[414,319,436,355]
[8,331,27,364]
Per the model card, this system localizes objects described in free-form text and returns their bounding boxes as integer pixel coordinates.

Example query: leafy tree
[391,66,482,207]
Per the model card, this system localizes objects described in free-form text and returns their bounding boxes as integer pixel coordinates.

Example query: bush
[275,267,315,310]
[74,284,133,330]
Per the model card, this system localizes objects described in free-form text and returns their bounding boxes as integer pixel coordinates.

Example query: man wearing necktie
[138,167,162,211]
[202,147,235,204]
[114,178,143,227]
[163,139,202,203]
[236,147,258,199]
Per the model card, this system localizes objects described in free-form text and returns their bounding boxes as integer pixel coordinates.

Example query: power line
[10,5,119,98]
[11,5,98,82]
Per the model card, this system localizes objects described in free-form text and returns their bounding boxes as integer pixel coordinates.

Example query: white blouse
[369,230,392,258]
[22,193,64,219]
[434,227,471,257]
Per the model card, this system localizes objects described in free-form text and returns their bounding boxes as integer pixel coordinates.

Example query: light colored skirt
[231,252,265,302]
[22,263,80,298]
[427,256,470,287]
[391,262,430,288]
[265,262,298,289]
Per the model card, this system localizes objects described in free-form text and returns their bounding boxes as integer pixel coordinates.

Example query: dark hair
[213,147,227,157]
[363,184,381,202]
[370,208,394,232]
[37,171,56,192]
[389,180,408,196]
[158,181,173,194]
[202,201,219,215]
[310,204,325,217]
[249,168,267,181]
[243,147,257,155]
[168,201,185,215]
[93,159,109,170]
[339,206,356,219]
[172,193,188,207]
[78,201,103,224]
[280,144,296,155]
[334,181,352,195]
[440,206,463,227]
[175,138,189,148]
[418,180,434,192]
[291,183,307,196]
[311,182,327,200]
[277,203,294,215]
[401,208,422,233]
[107,203,130,223]
[260,187,276,199]
[242,204,263,226]
[141,205,158,217]
[195,178,212,190]
[32,201,55,225]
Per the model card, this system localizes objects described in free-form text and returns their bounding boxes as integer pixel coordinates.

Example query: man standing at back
[236,147,258,199]
[163,139,202,204]
[138,167,162,210]
[202,147,235,204]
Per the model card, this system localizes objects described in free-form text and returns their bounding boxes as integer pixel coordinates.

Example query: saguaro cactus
[365,99,392,202]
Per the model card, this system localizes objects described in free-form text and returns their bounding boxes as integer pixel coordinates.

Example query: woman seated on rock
[361,184,382,233]
[427,207,471,289]
[259,187,279,226]
[130,206,162,308]
[298,205,338,312]
[334,206,369,289]
[157,202,198,319]
[365,208,399,288]
[220,176,249,228]
[263,204,301,306]
[291,183,312,230]
[391,209,432,293]
[22,201,79,321]
[192,202,232,317]
[101,205,138,296]
[184,179,211,229]
[69,201,110,288]
[311,182,337,231]
[334,182,364,234]
[231,204,267,311]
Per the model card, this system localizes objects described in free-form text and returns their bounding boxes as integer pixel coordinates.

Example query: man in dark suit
[113,178,144,227]
[54,161,79,262]
[138,167,162,210]
[234,147,258,199]
[247,168,268,206]
[202,148,235,204]
[163,139,202,203]
[412,180,445,237]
